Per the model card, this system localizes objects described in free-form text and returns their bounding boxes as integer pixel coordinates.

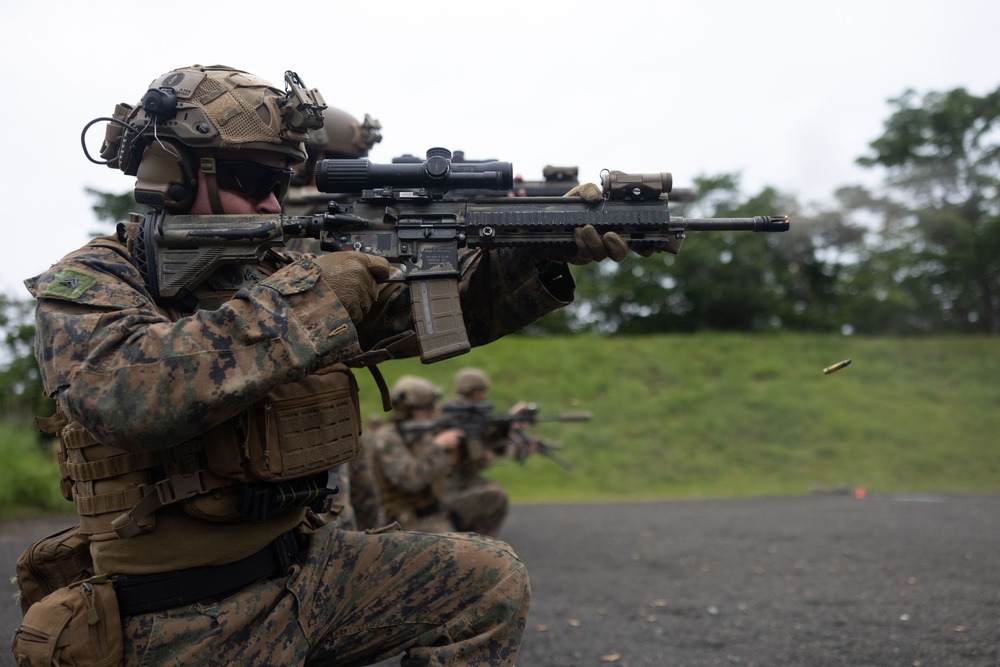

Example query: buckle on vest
[112,472,212,539]
[154,471,208,504]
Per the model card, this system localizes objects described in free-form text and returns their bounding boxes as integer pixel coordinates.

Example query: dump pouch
[14,525,94,616]
[10,576,123,667]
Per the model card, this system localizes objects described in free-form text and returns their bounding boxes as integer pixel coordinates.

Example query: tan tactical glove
[314,251,392,323]
[563,183,664,259]
[543,183,629,264]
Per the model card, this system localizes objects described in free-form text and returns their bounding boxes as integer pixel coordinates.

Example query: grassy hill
[2,333,997,515]
[355,333,1000,502]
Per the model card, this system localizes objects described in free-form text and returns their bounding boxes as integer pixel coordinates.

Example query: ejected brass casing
[822,359,852,375]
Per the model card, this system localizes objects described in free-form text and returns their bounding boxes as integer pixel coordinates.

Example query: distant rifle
[397,154,695,200]
[393,151,580,197]
[393,150,494,165]
[397,153,581,197]
[133,147,790,364]
[401,401,590,470]
[511,165,579,197]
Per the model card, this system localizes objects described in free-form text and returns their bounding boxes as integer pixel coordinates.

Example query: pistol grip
[409,276,470,363]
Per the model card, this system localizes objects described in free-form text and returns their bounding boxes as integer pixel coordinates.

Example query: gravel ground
[502,493,999,667]
[3,493,998,666]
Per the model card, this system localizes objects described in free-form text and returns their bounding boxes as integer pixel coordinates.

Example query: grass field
[2,333,998,516]
[0,419,69,516]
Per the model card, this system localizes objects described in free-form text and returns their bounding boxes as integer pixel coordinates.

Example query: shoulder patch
[42,269,98,300]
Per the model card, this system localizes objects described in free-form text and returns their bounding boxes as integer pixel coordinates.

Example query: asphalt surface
[3,494,998,666]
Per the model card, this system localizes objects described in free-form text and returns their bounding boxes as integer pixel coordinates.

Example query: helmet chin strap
[199,156,225,214]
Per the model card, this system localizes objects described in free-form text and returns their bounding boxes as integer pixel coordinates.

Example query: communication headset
[133,139,198,212]
[82,68,323,214]
[130,87,199,212]
[82,85,198,213]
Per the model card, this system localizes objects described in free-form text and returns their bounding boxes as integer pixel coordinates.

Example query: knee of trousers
[451,534,530,607]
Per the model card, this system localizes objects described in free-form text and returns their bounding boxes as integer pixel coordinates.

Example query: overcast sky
[2,0,998,296]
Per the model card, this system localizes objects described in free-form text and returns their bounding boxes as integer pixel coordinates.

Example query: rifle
[400,401,589,471]
[133,147,790,363]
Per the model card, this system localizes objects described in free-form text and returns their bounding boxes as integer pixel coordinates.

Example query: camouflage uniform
[25,64,579,667]
[120,523,529,666]
[443,476,509,537]
[326,438,383,531]
[440,370,512,537]
[370,421,456,533]
[325,464,356,530]
[28,230,559,664]
[283,105,385,529]
[349,432,385,530]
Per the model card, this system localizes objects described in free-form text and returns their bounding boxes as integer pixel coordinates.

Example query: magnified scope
[315,147,513,194]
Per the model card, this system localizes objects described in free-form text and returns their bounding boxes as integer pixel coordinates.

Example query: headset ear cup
[134,141,197,212]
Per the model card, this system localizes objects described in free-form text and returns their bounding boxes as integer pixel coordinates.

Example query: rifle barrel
[538,412,592,423]
[673,215,789,232]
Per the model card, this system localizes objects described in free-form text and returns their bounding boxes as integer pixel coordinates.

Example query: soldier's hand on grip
[433,428,464,451]
[314,252,391,323]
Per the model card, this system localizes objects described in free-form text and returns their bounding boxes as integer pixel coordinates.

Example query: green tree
[85,187,147,226]
[0,188,141,423]
[0,293,51,420]
[531,174,859,335]
[852,85,1000,334]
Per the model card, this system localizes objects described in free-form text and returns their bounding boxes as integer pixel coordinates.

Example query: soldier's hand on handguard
[534,183,642,265]
[561,183,628,264]
[314,251,392,323]
[560,183,662,260]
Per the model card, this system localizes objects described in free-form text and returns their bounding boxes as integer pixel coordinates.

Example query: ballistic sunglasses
[215,160,293,201]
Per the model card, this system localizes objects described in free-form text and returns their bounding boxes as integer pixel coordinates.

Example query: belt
[113,530,300,616]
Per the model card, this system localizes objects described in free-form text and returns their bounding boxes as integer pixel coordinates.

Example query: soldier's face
[411,407,436,420]
[189,150,286,215]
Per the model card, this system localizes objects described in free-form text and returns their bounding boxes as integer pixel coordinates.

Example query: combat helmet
[312,107,382,158]
[453,367,491,397]
[290,107,382,187]
[95,64,326,213]
[390,376,442,415]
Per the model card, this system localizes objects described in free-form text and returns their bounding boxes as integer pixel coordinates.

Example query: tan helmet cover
[291,107,382,187]
[98,65,324,212]
[308,107,382,159]
[453,367,491,396]
[390,375,442,413]
[103,64,313,177]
